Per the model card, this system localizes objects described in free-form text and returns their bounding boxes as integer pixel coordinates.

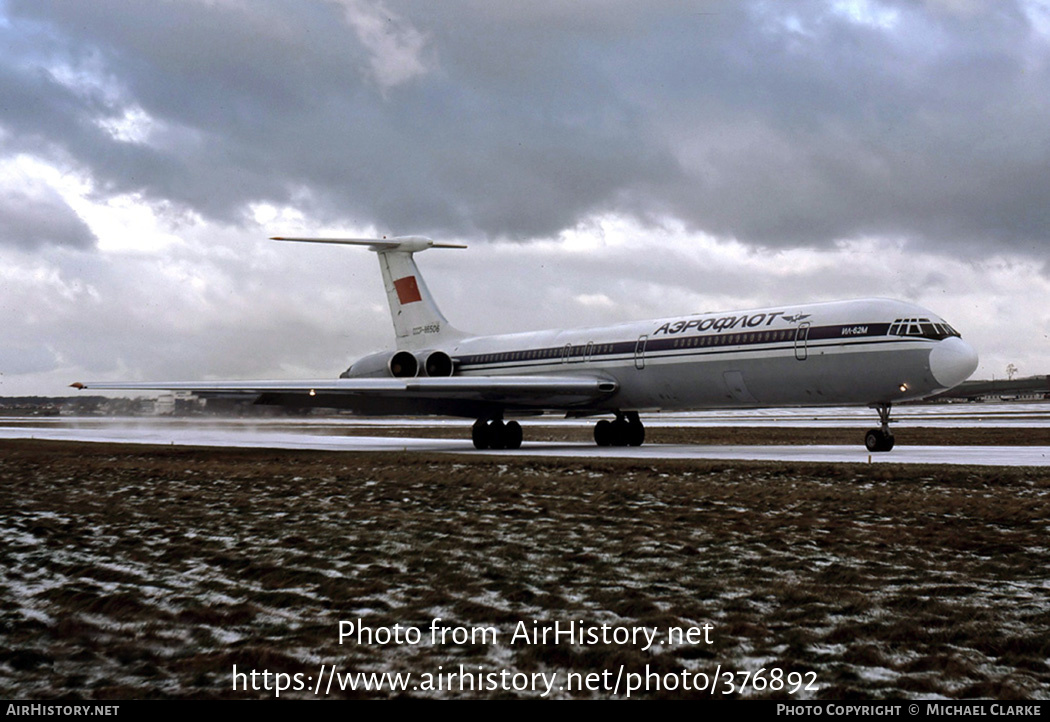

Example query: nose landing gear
[865,404,895,452]
[594,411,645,447]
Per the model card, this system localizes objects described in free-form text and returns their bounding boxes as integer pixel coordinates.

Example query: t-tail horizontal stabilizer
[270,236,466,252]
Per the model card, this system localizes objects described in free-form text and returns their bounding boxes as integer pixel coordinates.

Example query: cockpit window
[888,318,960,340]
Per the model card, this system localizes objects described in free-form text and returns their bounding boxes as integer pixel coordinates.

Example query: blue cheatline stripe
[455,323,924,373]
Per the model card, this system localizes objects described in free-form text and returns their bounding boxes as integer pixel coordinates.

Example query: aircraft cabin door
[634,335,648,370]
[794,322,810,361]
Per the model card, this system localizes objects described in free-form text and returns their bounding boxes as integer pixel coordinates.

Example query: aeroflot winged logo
[654,310,812,336]
[394,276,423,304]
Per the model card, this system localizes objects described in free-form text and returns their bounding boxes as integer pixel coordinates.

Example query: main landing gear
[471,412,647,450]
[594,412,645,447]
[865,404,895,452]
[472,418,523,450]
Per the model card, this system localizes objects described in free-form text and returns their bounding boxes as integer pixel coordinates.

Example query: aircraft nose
[929,336,979,389]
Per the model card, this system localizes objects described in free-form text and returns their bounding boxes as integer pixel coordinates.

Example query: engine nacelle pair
[389,349,455,378]
[341,349,455,378]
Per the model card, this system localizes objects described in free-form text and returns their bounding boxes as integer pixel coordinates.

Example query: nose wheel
[594,412,645,447]
[865,404,895,452]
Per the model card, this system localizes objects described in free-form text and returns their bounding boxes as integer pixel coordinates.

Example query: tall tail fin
[271,236,466,350]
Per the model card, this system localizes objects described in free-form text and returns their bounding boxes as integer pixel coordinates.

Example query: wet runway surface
[3,403,1050,465]
[3,411,1049,698]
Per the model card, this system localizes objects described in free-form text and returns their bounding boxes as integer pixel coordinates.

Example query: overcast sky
[2,0,1049,397]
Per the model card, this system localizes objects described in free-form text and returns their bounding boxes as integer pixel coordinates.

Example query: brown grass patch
[2,439,1048,699]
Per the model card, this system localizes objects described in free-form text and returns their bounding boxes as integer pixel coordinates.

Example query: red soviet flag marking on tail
[394,276,423,304]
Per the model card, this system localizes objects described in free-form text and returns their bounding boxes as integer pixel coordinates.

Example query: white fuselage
[442,297,977,412]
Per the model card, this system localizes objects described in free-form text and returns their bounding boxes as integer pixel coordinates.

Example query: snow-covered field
[2,440,1048,699]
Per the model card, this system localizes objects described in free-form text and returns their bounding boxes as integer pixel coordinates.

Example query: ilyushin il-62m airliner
[74,236,979,452]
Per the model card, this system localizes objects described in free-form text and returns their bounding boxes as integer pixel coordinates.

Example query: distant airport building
[153,392,203,415]
[925,375,1050,402]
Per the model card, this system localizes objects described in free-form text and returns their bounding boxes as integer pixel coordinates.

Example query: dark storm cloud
[0,0,677,239]
[0,186,95,249]
[637,0,1050,251]
[1,0,1049,252]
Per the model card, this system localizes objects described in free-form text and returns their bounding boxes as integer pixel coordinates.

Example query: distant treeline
[0,396,108,405]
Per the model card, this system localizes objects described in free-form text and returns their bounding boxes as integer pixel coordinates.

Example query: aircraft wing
[71,375,619,414]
